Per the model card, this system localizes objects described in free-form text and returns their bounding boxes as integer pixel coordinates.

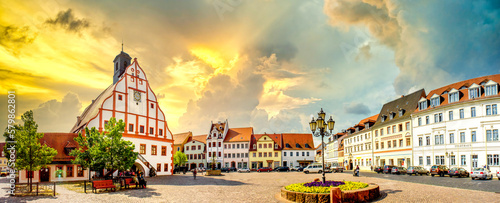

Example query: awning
[297,160,314,163]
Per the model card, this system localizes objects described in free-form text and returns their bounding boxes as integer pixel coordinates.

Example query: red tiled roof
[415,74,500,113]
[282,133,314,150]
[173,132,192,145]
[224,127,253,142]
[39,133,79,161]
[360,114,379,124]
[192,134,207,143]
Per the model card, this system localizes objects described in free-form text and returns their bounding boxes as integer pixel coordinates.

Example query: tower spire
[121,39,123,52]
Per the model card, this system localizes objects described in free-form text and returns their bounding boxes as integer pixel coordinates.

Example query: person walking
[193,169,197,179]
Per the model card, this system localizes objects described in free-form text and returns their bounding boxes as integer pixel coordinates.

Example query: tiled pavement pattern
[0,171,499,202]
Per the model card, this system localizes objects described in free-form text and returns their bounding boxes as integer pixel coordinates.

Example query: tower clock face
[134,91,141,102]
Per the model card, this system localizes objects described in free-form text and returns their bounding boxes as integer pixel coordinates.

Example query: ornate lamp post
[309,108,335,184]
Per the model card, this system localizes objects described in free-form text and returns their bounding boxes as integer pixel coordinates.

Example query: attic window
[469,87,480,99]
[399,109,405,117]
[295,143,301,148]
[253,144,256,149]
[381,115,386,122]
[305,144,310,148]
[389,112,395,120]
[275,144,278,149]
[418,100,428,110]
[485,81,498,96]
[430,97,440,107]
[449,89,459,103]
[286,143,291,148]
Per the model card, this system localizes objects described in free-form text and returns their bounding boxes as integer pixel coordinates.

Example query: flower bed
[285,181,368,193]
[281,181,379,203]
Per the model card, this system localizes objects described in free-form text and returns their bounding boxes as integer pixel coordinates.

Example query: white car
[303,164,330,174]
[471,168,493,180]
[237,168,251,173]
[496,171,500,180]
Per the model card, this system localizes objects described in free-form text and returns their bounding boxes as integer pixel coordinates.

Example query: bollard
[330,187,342,203]
[54,182,56,196]
[36,182,39,196]
[84,180,87,193]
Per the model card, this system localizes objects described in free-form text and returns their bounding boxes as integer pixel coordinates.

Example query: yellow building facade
[249,133,282,169]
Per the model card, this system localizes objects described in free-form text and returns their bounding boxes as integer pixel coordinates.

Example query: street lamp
[309,108,335,184]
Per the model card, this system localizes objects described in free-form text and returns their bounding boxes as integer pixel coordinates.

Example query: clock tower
[113,50,132,84]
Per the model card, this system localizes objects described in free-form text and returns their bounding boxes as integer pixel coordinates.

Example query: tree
[3,110,57,191]
[70,127,105,181]
[70,117,137,178]
[173,151,187,169]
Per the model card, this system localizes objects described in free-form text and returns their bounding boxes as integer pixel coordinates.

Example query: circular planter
[281,183,380,203]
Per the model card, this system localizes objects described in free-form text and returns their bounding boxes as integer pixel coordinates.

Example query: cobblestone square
[1,171,499,202]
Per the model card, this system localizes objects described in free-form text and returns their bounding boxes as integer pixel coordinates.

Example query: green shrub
[285,181,368,193]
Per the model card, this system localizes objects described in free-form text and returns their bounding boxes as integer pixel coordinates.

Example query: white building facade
[206,121,228,168]
[185,135,207,170]
[71,51,174,176]
[412,75,500,173]
[343,115,377,170]
[280,133,315,168]
[223,127,253,169]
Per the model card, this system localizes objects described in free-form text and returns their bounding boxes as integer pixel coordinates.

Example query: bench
[123,178,136,189]
[92,180,116,193]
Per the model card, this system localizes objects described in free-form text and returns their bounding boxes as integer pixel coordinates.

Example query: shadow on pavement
[116,187,162,198]
[0,194,57,203]
[146,175,248,186]
[372,189,402,202]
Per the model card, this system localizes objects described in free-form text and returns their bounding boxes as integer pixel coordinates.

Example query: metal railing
[14,182,56,196]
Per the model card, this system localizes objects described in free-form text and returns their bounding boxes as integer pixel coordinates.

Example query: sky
[0,0,499,145]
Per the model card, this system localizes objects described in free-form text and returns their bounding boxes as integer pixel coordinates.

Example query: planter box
[205,170,221,176]
[281,183,380,203]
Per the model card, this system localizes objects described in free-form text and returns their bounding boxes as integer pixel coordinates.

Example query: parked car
[290,166,301,171]
[330,165,344,173]
[471,168,493,180]
[383,165,397,174]
[303,163,330,174]
[237,168,251,173]
[430,165,449,177]
[257,167,273,172]
[274,166,290,172]
[229,167,238,172]
[296,166,305,172]
[220,168,230,173]
[0,169,8,177]
[391,167,407,175]
[373,167,383,174]
[448,167,469,178]
[407,166,429,176]
[496,171,500,180]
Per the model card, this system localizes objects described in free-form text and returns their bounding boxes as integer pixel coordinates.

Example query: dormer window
[389,112,395,120]
[449,89,459,103]
[275,144,278,149]
[430,94,440,107]
[305,144,310,148]
[286,143,291,148]
[399,109,405,117]
[485,80,498,96]
[469,83,480,99]
[381,115,386,122]
[365,123,369,129]
[418,98,428,110]
[253,144,256,149]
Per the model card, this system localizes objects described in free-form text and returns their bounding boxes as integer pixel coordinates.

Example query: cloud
[356,44,372,61]
[343,102,370,115]
[33,92,82,132]
[324,0,500,95]
[45,9,90,33]
[0,25,38,55]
